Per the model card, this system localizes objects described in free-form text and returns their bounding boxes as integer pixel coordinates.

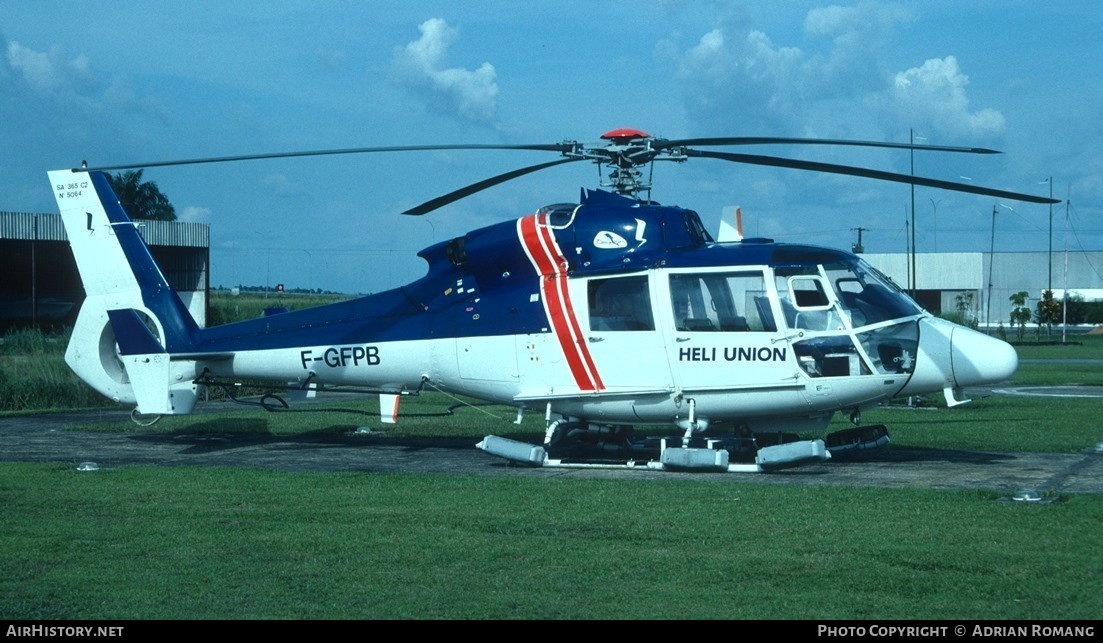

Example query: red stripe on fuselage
[517,214,605,391]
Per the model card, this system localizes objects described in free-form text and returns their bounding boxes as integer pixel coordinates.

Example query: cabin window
[668,272,775,332]
[445,237,467,266]
[681,212,714,245]
[589,276,655,331]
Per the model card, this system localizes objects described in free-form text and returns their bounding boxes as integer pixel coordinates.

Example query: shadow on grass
[128,420,490,457]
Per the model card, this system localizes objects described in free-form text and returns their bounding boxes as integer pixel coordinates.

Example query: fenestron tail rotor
[72,127,1060,215]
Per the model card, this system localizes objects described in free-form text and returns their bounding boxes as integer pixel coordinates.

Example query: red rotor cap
[601,128,651,141]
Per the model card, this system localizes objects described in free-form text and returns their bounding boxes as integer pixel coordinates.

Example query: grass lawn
[2,463,1100,620]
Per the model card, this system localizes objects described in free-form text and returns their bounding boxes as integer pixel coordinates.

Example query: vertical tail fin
[49,169,202,414]
[717,205,744,242]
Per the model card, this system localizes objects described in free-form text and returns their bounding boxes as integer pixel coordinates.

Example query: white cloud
[6,41,100,97]
[804,3,913,44]
[667,25,803,133]
[890,56,1005,138]
[390,18,498,126]
[800,3,914,98]
[661,6,1001,145]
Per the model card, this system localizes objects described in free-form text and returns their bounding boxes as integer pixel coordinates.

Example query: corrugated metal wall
[0,212,209,329]
[0,212,67,241]
[0,212,208,247]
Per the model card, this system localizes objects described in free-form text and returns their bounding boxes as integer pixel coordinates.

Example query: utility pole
[987,203,1014,326]
[987,205,996,326]
[851,227,867,254]
[1047,176,1053,292]
[1062,194,1070,344]
[909,129,917,295]
[904,210,911,292]
[929,198,941,251]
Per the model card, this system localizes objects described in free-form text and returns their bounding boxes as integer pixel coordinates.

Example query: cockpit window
[773,260,922,331]
[780,275,839,330]
[789,276,830,308]
[822,260,922,327]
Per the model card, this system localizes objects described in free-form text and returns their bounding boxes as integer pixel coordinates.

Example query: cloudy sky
[3,1,1100,294]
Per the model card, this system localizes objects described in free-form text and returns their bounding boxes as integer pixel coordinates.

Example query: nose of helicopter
[949,324,1018,387]
[901,317,1018,398]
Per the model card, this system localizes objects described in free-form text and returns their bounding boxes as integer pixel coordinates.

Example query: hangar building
[0,211,209,331]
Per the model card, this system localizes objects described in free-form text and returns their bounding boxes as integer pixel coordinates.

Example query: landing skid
[824,425,891,454]
[476,424,890,473]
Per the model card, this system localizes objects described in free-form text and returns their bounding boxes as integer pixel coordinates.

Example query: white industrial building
[863,251,1103,327]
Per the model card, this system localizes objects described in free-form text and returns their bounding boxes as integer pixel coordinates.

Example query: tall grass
[207,290,353,326]
[0,294,355,413]
[0,328,114,412]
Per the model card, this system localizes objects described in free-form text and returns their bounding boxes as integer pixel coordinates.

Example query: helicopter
[48,128,1061,472]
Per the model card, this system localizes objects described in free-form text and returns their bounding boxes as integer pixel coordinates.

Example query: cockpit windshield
[823,259,922,327]
[774,258,923,379]
[774,259,921,331]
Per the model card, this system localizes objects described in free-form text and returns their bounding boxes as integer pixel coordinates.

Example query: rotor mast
[564,128,688,201]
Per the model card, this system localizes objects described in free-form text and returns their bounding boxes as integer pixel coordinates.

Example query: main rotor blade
[661,137,1001,154]
[661,137,999,155]
[74,143,575,172]
[402,157,584,215]
[690,149,1060,204]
